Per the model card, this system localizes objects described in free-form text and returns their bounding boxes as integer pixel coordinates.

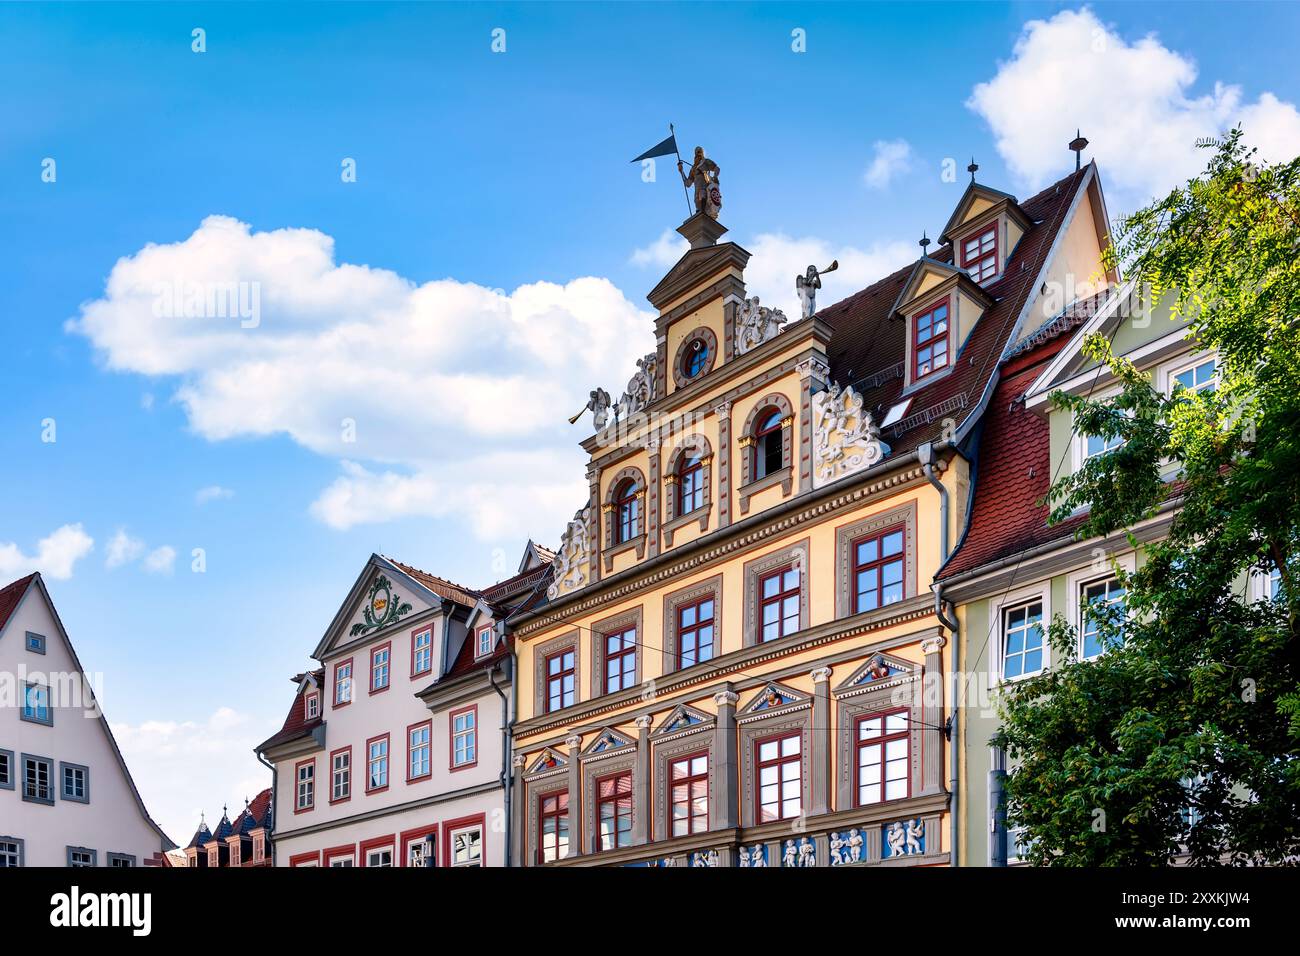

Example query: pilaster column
[810,666,833,815]
[511,754,526,866]
[797,358,829,494]
[921,635,947,795]
[713,687,739,830]
[647,437,662,559]
[565,734,583,857]
[633,714,653,845]
[586,464,601,585]
[715,401,733,530]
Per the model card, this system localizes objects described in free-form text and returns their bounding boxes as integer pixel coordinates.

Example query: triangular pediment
[646,241,751,312]
[939,180,1024,244]
[894,259,995,318]
[835,652,916,694]
[651,703,714,739]
[526,747,568,776]
[740,681,809,716]
[581,727,636,757]
[313,555,442,659]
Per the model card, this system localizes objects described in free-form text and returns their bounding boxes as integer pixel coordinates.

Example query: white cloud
[743,233,917,319]
[106,528,146,569]
[69,215,655,540]
[0,524,94,581]
[630,229,689,269]
[968,7,1300,210]
[143,545,177,575]
[195,485,234,505]
[113,707,270,849]
[863,139,913,190]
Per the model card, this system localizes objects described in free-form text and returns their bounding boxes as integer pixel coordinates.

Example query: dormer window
[475,625,494,660]
[961,226,998,283]
[305,692,319,721]
[912,300,950,381]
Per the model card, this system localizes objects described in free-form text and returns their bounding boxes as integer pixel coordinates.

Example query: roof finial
[1069,130,1089,171]
[919,231,931,255]
[967,157,979,181]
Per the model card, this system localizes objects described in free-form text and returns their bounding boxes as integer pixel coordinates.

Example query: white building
[257,549,548,867]
[0,573,173,867]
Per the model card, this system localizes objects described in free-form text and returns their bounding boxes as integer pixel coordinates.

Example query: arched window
[753,409,784,480]
[677,453,704,515]
[614,479,641,544]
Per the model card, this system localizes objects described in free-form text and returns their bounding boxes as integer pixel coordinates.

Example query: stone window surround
[534,630,580,719]
[660,574,724,676]
[738,392,795,513]
[582,751,637,854]
[834,500,919,619]
[741,537,811,648]
[526,778,571,866]
[738,708,813,829]
[662,433,714,545]
[834,669,924,811]
[603,465,648,570]
[589,606,643,700]
[652,727,715,842]
[672,325,719,389]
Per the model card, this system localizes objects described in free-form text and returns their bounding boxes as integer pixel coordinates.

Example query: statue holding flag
[679,146,722,219]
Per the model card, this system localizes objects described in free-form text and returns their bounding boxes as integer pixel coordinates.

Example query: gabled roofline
[1023,276,1138,407]
[0,574,175,850]
[939,180,1024,244]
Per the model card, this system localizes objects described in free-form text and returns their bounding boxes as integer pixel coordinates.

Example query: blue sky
[3,1,1298,840]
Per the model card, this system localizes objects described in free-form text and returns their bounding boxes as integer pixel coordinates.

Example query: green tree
[993,131,1300,865]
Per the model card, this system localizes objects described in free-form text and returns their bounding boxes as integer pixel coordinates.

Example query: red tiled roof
[937,333,1086,579]
[256,669,324,753]
[385,558,480,607]
[0,573,36,635]
[820,166,1092,458]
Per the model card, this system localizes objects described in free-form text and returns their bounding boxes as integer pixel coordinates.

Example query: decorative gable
[526,748,568,776]
[740,681,809,717]
[581,727,636,758]
[650,703,714,739]
[834,653,916,696]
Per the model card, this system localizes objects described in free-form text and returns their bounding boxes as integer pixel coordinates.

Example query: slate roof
[818,165,1092,459]
[230,788,273,835]
[187,822,213,849]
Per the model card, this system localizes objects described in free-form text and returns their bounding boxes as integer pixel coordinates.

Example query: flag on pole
[630,133,679,163]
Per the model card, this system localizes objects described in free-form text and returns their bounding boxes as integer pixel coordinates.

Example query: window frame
[333,657,354,708]
[66,846,97,868]
[1159,351,1219,397]
[677,452,705,516]
[446,820,485,868]
[294,757,315,813]
[324,844,357,868]
[359,835,395,868]
[369,641,392,695]
[594,770,634,852]
[676,595,716,670]
[1066,555,1135,661]
[475,624,495,660]
[410,625,434,677]
[753,730,803,824]
[407,719,432,783]
[25,631,46,654]
[20,680,52,726]
[60,761,90,804]
[329,746,352,804]
[758,564,802,643]
[911,297,951,382]
[20,753,54,806]
[537,789,570,864]
[601,626,638,695]
[366,732,391,794]
[613,478,642,545]
[304,691,319,721]
[107,852,136,868]
[854,708,911,807]
[399,826,437,868]
[667,751,710,838]
[0,837,22,868]
[450,704,478,771]
[959,224,998,282]
[990,585,1052,683]
[850,524,907,615]
[0,749,12,791]
[544,647,576,713]
[752,407,785,481]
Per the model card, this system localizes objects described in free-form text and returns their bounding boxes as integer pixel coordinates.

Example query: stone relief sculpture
[885,819,925,857]
[797,836,816,867]
[848,827,864,863]
[735,296,789,356]
[740,844,767,867]
[547,504,592,599]
[906,819,925,855]
[615,352,659,422]
[812,382,891,488]
[885,821,906,858]
[795,260,838,319]
[830,832,847,866]
[782,840,798,868]
[691,848,720,867]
